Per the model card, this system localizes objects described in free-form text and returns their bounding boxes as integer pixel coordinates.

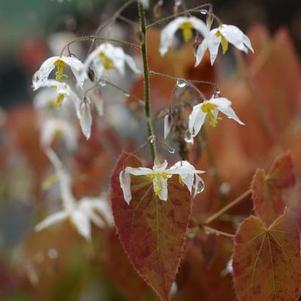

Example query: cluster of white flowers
[32,43,140,141]
[35,149,113,240]
[32,1,253,210]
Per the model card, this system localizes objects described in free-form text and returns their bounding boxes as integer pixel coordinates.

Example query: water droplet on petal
[194,178,205,195]
[176,79,187,88]
[184,130,194,143]
[200,9,208,15]
[213,89,221,97]
[99,80,106,87]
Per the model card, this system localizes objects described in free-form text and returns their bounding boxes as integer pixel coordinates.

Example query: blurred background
[0,0,301,300]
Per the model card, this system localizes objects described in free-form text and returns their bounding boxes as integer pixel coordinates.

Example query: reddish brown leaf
[233,213,301,301]
[251,152,295,226]
[110,153,192,301]
[105,230,150,301]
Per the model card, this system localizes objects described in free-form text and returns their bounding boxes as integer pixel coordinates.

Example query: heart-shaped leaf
[233,212,301,301]
[251,152,295,226]
[110,153,192,301]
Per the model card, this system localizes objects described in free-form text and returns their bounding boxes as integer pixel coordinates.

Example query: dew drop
[213,89,221,97]
[176,79,187,88]
[48,248,58,259]
[184,130,194,143]
[168,145,176,154]
[149,135,156,144]
[99,80,106,87]
[200,9,208,15]
[123,93,130,98]
[194,178,205,195]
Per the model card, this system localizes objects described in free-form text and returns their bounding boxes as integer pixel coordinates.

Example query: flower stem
[138,1,157,162]
[204,189,252,224]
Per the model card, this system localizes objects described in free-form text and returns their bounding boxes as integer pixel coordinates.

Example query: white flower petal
[153,160,168,173]
[218,105,244,125]
[154,177,168,201]
[79,197,113,227]
[139,0,149,9]
[124,54,141,74]
[35,211,68,231]
[125,166,153,176]
[195,40,208,67]
[160,16,210,56]
[79,101,92,139]
[219,25,253,53]
[119,170,132,204]
[41,118,78,151]
[188,104,206,138]
[71,209,91,240]
[210,97,244,125]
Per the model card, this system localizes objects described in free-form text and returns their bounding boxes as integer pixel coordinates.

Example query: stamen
[99,52,114,70]
[215,31,229,54]
[54,59,68,81]
[55,93,65,107]
[201,102,221,127]
[180,22,194,42]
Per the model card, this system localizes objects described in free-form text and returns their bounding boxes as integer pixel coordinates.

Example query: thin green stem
[138,1,158,162]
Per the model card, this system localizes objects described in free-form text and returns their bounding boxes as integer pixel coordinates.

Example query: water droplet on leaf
[176,79,187,88]
[194,178,205,195]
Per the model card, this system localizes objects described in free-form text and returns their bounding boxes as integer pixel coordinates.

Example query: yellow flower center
[215,31,229,54]
[54,59,68,81]
[180,22,194,42]
[146,172,171,196]
[54,93,65,108]
[201,102,221,127]
[99,52,114,70]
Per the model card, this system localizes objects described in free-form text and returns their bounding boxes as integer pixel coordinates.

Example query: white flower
[83,43,140,80]
[32,56,85,90]
[159,16,212,56]
[35,149,113,240]
[119,160,204,204]
[188,96,244,142]
[195,24,254,66]
[40,118,78,151]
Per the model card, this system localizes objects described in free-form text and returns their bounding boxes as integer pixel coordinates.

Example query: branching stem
[204,189,252,224]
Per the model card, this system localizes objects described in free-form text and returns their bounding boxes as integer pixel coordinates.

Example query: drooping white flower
[83,43,140,81]
[35,149,113,240]
[188,96,244,143]
[159,16,213,56]
[195,24,254,66]
[169,161,205,197]
[32,56,85,90]
[119,160,204,204]
[40,118,78,151]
